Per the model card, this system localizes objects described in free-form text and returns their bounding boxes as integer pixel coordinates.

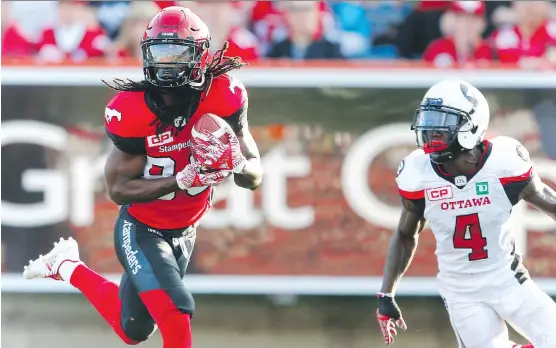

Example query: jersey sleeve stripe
[106,129,146,155]
[398,189,425,200]
[499,167,533,185]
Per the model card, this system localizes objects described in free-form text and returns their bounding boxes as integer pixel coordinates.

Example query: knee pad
[121,318,157,343]
[165,286,196,316]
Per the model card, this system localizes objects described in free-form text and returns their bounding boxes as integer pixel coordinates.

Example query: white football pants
[443,279,556,348]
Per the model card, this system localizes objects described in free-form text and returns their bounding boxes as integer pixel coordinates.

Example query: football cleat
[23,237,80,280]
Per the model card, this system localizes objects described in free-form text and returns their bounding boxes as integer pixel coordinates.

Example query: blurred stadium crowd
[2,0,556,67]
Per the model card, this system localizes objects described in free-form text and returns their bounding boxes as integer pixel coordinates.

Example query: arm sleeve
[104,95,147,155]
[496,137,534,205]
[395,152,426,215]
[105,130,146,155]
[222,102,248,135]
[209,74,249,135]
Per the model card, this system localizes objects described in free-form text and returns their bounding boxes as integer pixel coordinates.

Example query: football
[191,113,231,144]
[190,113,232,169]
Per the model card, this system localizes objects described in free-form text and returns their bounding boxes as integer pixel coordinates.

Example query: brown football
[191,113,230,144]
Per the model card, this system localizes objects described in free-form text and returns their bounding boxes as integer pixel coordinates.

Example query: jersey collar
[431,140,492,188]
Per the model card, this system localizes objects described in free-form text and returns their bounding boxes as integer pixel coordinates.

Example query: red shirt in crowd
[117,27,259,62]
[223,27,259,62]
[424,37,493,67]
[153,1,176,10]
[417,1,451,12]
[490,21,556,63]
[251,0,330,51]
[36,26,110,62]
[1,23,37,57]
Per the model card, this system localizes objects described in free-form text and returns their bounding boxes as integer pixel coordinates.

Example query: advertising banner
[2,70,556,295]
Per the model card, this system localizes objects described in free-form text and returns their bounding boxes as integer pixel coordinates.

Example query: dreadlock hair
[102,41,247,135]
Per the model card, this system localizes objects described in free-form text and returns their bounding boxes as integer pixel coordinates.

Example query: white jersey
[396,136,534,302]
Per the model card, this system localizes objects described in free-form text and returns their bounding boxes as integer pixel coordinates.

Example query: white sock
[58,261,82,282]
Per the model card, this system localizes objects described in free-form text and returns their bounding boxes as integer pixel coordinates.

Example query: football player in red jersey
[23,6,263,348]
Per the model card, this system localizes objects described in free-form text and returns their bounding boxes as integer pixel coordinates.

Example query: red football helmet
[141,6,211,88]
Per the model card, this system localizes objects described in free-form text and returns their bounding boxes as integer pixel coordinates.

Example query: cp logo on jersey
[426,186,453,201]
[147,131,174,147]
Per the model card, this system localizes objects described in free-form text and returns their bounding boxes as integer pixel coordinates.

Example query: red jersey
[1,24,37,57]
[423,37,493,67]
[224,27,260,62]
[490,21,556,63]
[104,74,248,230]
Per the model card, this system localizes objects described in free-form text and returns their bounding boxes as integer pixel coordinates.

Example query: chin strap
[430,151,454,164]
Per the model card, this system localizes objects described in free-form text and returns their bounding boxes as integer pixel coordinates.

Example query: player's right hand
[176,162,230,190]
[377,293,407,345]
[191,128,246,173]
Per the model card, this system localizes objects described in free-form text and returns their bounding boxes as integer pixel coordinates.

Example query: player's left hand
[377,293,407,345]
[176,161,230,190]
[192,128,246,174]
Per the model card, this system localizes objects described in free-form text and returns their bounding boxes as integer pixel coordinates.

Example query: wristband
[378,292,394,298]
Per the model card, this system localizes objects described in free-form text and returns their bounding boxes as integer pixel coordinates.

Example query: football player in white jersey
[376,80,556,348]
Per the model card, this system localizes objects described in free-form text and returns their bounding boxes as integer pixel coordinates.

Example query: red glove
[191,128,246,174]
[176,161,230,190]
[377,293,407,345]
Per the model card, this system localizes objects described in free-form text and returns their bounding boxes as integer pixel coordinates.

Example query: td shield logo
[475,182,489,195]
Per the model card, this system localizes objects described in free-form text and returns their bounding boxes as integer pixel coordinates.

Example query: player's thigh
[113,210,195,319]
[497,279,556,348]
[118,272,157,342]
[173,224,197,277]
[444,298,509,348]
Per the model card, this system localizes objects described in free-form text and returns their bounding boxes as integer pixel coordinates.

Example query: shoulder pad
[104,91,151,138]
[396,149,428,200]
[488,136,533,183]
[202,74,248,117]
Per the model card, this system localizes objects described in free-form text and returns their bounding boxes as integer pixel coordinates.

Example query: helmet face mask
[142,38,207,88]
[141,7,211,89]
[412,97,475,163]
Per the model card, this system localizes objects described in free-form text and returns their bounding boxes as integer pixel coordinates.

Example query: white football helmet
[412,79,490,163]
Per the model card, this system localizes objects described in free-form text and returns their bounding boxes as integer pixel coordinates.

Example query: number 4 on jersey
[453,213,488,261]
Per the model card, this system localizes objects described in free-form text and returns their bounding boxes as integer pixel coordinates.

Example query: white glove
[176,161,230,190]
[191,128,247,174]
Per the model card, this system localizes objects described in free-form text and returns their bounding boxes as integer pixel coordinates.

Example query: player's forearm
[520,178,556,219]
[108,177,180,205]
[380,230,419,294]
[234,158,263,190]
